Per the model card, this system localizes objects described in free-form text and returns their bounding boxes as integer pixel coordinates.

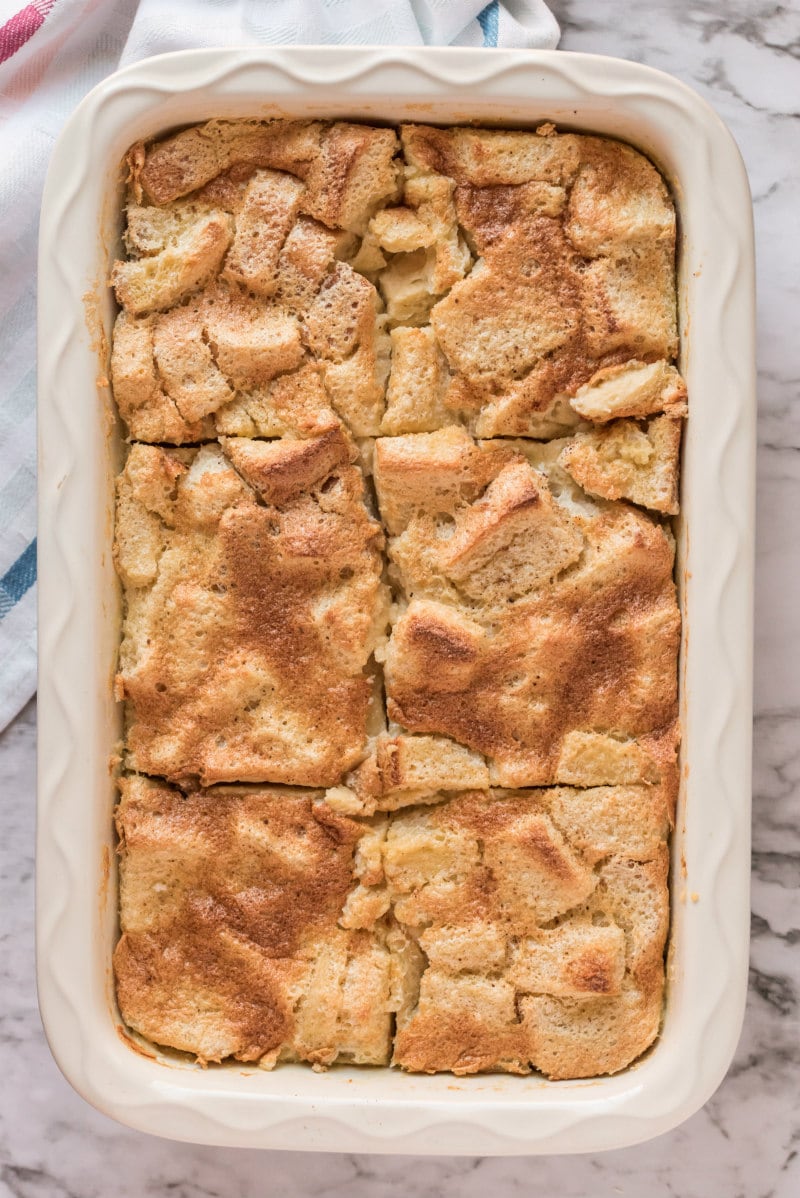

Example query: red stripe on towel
[0,0,56,65]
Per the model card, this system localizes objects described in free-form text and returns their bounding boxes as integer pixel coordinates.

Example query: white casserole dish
[36,46,755,1155]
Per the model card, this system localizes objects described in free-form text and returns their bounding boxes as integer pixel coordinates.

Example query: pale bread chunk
[204,285,303,386]
[111,211,233,314]
[419,922,507,974]
[276,216,352,314]
[473,393,583,441]
[114,776,393,1067]
[124,201,216,256]
[379,248,441,326]
[380,326,453,435]
[372,175,471,321]
[404,174,472,293]
[222,169,305,296]
[370,205,435,253]
[152,303,234,423]
[346,232,387,277]
[543,784,672,864]
[303,262,388,435]
[559,415,682,514]
[370,733,489,795]
[587,849,670,982]
[509,922,627,997]
[521,977,662,1080]
[554,730,661,786]
[373,428,516,534]
[571,359,688,421]
[213,363,340,439]
[114,448,183,588]
[330,732,490,815]
[110,312,213,443]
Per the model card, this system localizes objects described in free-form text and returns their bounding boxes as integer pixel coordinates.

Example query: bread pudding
[110,119,685,1079]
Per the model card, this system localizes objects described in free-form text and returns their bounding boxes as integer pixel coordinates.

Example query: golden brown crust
[386,786,670,1077]
[111,119,683,1080]
[392,125,683,439]
[112,121,397,442]
[114,775,393,1065]
[113,120,685,444]
[134,119,398,230]
[115,436,388,787]
[380,432,680,787]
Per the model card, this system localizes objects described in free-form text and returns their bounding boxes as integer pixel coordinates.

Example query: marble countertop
[2,2,798,1193]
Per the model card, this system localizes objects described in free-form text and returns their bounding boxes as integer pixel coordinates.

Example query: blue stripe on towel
[0,538,36,619]
[477,1,499,46]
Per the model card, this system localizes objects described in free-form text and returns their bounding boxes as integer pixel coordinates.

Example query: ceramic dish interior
[36,46,755,1156]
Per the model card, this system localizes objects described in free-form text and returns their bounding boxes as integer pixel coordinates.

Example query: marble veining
[1,1,798,1193]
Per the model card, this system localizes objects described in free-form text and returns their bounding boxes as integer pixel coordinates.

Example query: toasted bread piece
[110,312,214,443]
[112,121,399,442]
[134,119,398,233]
[221,169,305,296]
[213,363,340,439]
[114,433,388,786]
[431,213,582,386]
[564,136,675,257]
[373,427,516,534]
[559,415,682,514]
[580,245,678,360]
[326,732,491,815]
[391,123,680,438]
[111,211,233,314]
[112,279,346,442]
[385,787,669,1076]
[380,326,453,434]
[303,262,389,435]
[152,302,234,423]
[401,124,582,187]
[435,459,585,601]
[114,775,393,1066]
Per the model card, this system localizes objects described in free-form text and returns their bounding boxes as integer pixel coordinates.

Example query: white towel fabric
[0,0,558,731]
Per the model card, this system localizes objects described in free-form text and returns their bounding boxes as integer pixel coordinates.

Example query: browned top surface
[378,433,679,787]
[384,784,670,1077]
[115,432,387,787]
[111,119,681,442]
[110,119,683,1080]
[399,124,678,437]
[114,774,387,1063]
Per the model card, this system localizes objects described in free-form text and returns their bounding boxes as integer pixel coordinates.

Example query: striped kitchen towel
[0,0,559,731]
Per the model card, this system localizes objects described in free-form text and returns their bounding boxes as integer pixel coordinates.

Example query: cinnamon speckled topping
[114,775,395,1066]
[110,119,686,1080]
[114,432,388,787]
